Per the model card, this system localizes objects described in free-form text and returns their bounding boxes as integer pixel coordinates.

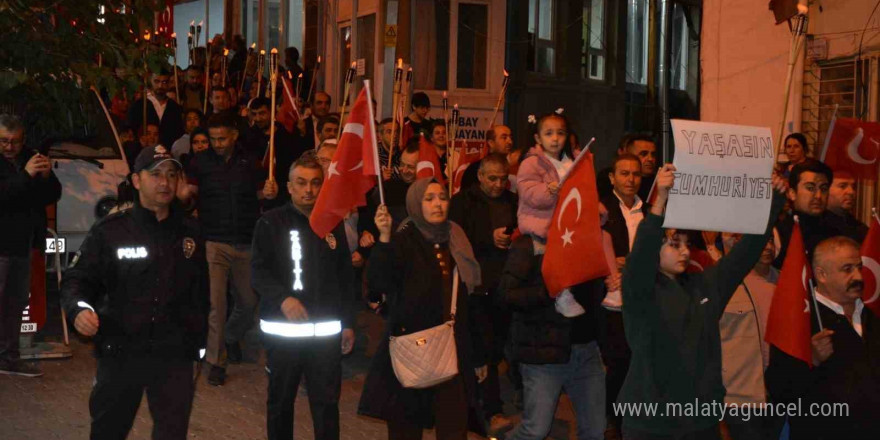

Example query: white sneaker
[601,290,623,311]
[555,289,585,317]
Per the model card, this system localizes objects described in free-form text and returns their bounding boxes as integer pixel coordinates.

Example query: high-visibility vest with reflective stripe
[259,319,342,338]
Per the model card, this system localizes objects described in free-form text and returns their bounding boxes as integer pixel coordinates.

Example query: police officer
[251,154,357,440]
[61,145,209,440]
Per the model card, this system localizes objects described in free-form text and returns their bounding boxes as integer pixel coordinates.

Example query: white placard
[45,238,66,254]
[663,119,775,234]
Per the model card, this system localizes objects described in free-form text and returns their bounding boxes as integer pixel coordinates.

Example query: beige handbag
[389,268,460,389]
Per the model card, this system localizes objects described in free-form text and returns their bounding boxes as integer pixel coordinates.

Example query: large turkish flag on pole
[765,222,813,366]
[541,149,609,296]
[820,117,880,180]
[309,87,379,238]
[861,211,880,316]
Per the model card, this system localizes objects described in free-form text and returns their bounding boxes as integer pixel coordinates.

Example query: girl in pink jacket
[515,112,584,317]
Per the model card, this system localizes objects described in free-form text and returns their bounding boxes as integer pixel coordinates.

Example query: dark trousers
[386,375,468,440]
[623,425,720,440]
[89,356,195,440]
[602,310,631,427]
[265,335,342,440]
[0,255,32,361]
[474,293,510,419]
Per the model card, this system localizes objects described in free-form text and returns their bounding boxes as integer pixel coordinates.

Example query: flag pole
[268,48,278,184]
[558,137,596,187]
[795,215,824,331]
[364,80,385,205]
[819,104,839,162]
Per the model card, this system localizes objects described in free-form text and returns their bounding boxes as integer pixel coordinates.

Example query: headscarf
[401,178,481,293]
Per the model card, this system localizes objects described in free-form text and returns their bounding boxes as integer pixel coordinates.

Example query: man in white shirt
[766,236,880,440]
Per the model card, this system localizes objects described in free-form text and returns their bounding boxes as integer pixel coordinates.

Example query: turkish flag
[861,214,880,315]
[821,117,880,180]
[765,222,814,366]
[542,150,610,296]
[277,74,300,133]
[309,87,379,238]
[400,120,416,151]
[686,247,717,274]
[416,134,446,185]
[451,142,486,194]
[155,0,174,37]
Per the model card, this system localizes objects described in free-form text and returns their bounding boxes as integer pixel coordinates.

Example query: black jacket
[60,203,209,360]
[250,204,357,331]
[126,97,185,149]
[0,150,62,257]
[358,223,484,427]
[499,236,603,364]
[241,123,309,208]
[774,211,844,269]
[601,193,647,258]
[765,302,880,440]
[186,144,266,245]
[448,185,518,292]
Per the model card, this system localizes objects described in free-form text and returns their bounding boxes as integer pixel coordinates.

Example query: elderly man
[766,236,880,440]
[0,114,61,377]
[449,153,518,436]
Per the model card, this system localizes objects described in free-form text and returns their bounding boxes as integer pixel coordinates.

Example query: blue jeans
[509,341,606,440]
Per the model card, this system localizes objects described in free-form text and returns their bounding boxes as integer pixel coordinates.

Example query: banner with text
[664,119,775,234]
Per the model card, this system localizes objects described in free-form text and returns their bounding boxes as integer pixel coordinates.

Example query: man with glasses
[0,114,62,377]
[127,69,185,149]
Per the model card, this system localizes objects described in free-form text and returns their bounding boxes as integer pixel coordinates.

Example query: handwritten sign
[663,119,775,234]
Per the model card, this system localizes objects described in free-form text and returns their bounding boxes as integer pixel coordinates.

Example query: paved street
[0,308,579,440]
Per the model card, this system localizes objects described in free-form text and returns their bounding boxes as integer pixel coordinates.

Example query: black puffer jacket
[0,150,62,257]
[499,235,602,364]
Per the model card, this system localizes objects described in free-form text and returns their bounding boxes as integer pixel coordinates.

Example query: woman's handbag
[388,268,460,389]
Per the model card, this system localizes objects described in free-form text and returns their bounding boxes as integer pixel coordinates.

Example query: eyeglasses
[0,138,24,148]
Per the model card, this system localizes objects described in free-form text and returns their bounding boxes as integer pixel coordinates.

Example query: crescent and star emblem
[861,256,880,304]
[846,128,879,165]
[557,188,582,247]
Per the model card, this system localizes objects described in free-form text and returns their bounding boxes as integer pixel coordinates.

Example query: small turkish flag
[861,213,880,316]
[765,222,814,366]
[542,150,610,296]
[277,75,300,133]
[821,117,880,180]
[309,87,378,238]
[451,143,486,194]
[416,134,446,185]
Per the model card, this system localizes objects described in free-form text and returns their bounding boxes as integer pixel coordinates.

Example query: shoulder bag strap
[450,267,459,320]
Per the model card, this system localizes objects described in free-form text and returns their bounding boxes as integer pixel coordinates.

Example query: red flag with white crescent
[861,213,880,315]
[765,222,814,366]
[416,134,446,185]
[820,117,880,180]
[541,150,609,296]
[309,87,378,238]
[451,143,486,194]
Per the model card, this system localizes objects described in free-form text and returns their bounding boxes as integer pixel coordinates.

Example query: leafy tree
[0,1,171,149]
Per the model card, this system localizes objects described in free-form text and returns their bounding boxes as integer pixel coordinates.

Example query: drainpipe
[657,0,671,163]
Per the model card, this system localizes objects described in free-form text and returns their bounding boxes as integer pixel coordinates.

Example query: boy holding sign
[617,164,787,439]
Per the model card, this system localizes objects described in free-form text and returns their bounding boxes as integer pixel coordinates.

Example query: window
[528,0,555,75]
[413,0,450,90]
[339,25,351,103]
[457,3,488,89]
[625,0,649,85]
[357,14,376,82]
[582,0,606,81]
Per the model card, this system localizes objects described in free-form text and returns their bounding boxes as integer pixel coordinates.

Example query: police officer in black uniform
[251,154,357,440]
[61,145,209,440]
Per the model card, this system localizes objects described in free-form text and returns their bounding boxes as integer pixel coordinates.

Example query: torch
[337,61,357,141]
[189,21,195,60]
[487,69,510,137]
[222,48,229,87]
[449,104,461,193]
[142,31,151,131]
[257,49,266,98]
[776,12,809,164]
[389,58,404,164]
[203,38,212,114]
[188,32,193,63]
[397,66,413,157]
[169,33,179,102]
[306,56,322,104]
[296,72,304,102]
[239,43,255,101]
[268,48,279,184]
[196,21,202,49]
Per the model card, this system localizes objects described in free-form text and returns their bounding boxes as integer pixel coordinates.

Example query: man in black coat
[0,114,62,377]
[765,236,880,440]
[825,169,868,243]
[61,146,208,439]
[449,153,518,435]
[597,134,656,201]
[126,70,185,149]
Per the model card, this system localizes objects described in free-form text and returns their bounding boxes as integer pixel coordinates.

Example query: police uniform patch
[183,238,196,259]
[325,233,337,250]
